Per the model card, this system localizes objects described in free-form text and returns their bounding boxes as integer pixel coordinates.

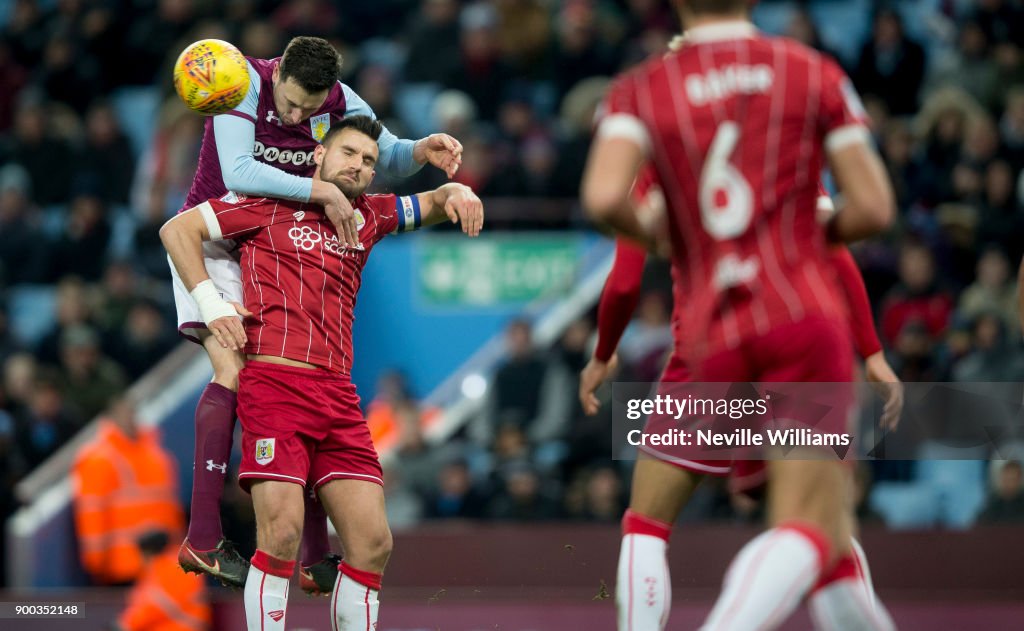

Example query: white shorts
[169,240,243,344]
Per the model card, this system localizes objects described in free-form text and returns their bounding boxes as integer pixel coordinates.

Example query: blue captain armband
[395,195,421,233]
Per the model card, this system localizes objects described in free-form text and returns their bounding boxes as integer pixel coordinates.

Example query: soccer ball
[173,39,249,116]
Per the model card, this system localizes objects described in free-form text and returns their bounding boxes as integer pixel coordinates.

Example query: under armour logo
[206,460,227,474]
[266,110,280,125]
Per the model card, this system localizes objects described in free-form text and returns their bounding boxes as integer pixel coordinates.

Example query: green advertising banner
[416,235,581,307]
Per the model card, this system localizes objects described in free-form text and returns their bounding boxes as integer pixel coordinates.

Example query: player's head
[272,36,343,126]
[313,115,383,199]
[673,0,750,24]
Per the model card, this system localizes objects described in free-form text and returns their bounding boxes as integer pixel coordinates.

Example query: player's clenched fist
[442,185,484,237]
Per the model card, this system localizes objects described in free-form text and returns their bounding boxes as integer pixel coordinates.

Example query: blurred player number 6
[700,121,753,240]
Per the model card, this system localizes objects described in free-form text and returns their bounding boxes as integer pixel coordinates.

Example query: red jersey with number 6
[600,22,869,363]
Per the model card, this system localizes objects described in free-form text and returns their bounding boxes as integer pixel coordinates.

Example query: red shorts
[237,361,383,492]
[641,315,854,491]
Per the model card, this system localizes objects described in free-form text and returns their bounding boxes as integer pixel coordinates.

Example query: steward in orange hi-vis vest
[117,532,211,631]
[72,397,184,584]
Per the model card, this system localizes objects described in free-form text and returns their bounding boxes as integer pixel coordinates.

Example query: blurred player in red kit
[581,166,901,630]
[161,115,483,630]
[582,0,897,629]
[172,36,463,590]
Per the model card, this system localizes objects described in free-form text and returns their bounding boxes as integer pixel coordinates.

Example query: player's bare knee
[350,528,393,572]
[259,513,303,559]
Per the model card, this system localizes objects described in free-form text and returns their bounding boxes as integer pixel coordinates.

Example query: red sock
[187,382,237,550]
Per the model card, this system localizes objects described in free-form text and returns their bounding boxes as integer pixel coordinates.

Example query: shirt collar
[683,21,757,44]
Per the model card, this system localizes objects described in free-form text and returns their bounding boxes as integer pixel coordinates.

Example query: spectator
[15,375,79,469]
[122,0,195,86]
[71,396,184,585]
[784,8,840,62]
[0,163,46,285]
[881,243,954,346]
[58,324,127,421]
[957,246,1018,331]
[3,352,38,416]
[238,20,284,61]
[977,161,1022,259]
[447,3,511,121]
[486,461,561,521]
[2,102,74,205]
[115,530,211,631]
[927,21,998,111]
[880,121,923,210]
[35,32,99,114]
[978,460,1024,523]
[403,0,462,84]
[852,8,927,116]
[552,1,616,104]
[36,277,94,365]
[0,42,29,132]
[77,102,135,205]
[48,188,112,282]
[423,459,488,520]
[952,313,1024,382]
[272,0,339,40]
[1000,87,1024,170]
[106,301,177,381]
[565,465,624,522]
[888,320,947,382]
[495,0,551,75]
[475,320,546,443]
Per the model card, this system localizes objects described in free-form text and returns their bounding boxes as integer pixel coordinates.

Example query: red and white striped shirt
[198,191,422,375]
[599,21,870,362]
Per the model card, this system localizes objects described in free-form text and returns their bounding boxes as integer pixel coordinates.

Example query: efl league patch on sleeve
[220,191,248,204]
[255,438,275,465]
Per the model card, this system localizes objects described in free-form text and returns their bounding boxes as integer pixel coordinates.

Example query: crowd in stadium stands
[3,0,1024,580]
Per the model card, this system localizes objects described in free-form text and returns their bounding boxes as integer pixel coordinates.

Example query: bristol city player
[161,115,483,630]
[580,170,900,630]
[582,1,896,629]
[172,36,463,589]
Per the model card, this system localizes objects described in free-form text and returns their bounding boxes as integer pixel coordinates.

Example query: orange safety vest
[365,400,441,453]
[119,551,211,631]
[72,421,185,584]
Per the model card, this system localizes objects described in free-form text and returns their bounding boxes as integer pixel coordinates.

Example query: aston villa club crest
[310,113,330,142]
[255,438,275,465]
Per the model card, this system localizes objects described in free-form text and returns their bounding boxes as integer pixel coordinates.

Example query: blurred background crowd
[2,0,1024,586]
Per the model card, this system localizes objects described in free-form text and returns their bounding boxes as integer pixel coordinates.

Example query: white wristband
[190,280,238,326]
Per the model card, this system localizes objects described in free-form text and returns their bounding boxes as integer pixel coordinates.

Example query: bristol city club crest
[354,208,365,231]
[255,438,275,465]
[310,113,330,142]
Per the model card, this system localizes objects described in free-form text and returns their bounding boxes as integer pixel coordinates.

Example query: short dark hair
[321,115,383,146]
[682,0,749,16]
[279,36,343,93]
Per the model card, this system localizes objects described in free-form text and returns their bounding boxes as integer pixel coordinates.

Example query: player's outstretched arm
[159,208,251,350]
[416,183,484,236]
[341,83,463,178]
